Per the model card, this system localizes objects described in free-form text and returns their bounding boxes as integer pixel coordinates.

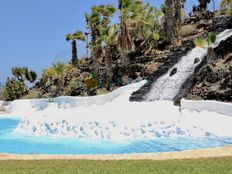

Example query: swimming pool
[1,117,232,155]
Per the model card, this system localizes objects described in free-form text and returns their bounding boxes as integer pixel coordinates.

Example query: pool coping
[1,146,232,160]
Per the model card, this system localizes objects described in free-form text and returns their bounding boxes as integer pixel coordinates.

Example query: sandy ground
[1,146,232,160]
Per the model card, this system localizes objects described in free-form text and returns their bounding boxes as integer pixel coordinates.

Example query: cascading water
[144,29,232,101]
[6,29,232,143]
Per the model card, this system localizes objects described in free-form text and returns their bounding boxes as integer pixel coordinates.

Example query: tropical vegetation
[3,67,37,101]
[3,0,232,101]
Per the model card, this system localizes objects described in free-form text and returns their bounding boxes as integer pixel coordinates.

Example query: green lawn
[0,157,232,174]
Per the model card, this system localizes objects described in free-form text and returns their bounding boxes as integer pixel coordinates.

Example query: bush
[65,77,83,93]
[180,24,195,37]
[84,73,98,89]
[43,63,73,80]
[221,0,232,16]
[3,67,37,101]
[3,78,29,101]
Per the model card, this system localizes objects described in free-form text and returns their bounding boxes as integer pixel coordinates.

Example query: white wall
[181,99,232,116]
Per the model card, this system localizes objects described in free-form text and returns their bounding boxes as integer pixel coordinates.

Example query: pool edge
[1,145,232,160]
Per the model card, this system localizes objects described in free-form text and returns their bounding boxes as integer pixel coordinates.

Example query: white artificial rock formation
[181,99,232,117]
[11,80,232,141]
[5,30,232,142]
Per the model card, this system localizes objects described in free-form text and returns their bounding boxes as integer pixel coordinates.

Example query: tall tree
[66,31,86,67]
[100,25,119,85]
[86,5,116,76]
[117,0,134,66]
[163,0,175,44]
[198,0,211,10]
[118,0,161,65]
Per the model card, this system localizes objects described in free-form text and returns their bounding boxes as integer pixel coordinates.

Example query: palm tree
[118,0,134,66]
[100,25,119,84]
[11,67,37,83]
[174,0,186,27]
[86,5,116,76]
[164,0,175,44]
[66,31,86,67]
[198,0,211,10]
[84,32,90,57]
[118,0,161,65]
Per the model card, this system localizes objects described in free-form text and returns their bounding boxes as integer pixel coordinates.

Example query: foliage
[208,32,217,44]
[194,37,207,48]
[118,0,162,53]
[180,24,195,37]
[221,0,232,15]
[43,63,72,80]
[85,4,117,75]
[65,77,83,93]
[3,67,37,101]
[194,32,217,48]
[3,77,28,101]
[66,30,86,66]
[84,73,98,89]
[66,31,86,42]
[11,67,37,83]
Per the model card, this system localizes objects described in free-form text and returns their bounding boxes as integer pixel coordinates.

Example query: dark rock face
[194,58,200,64]
[212,16,232,32]
[170,68,178,76]
[214,35,232,56]
[130,40,195,102]
[186,36,232,103]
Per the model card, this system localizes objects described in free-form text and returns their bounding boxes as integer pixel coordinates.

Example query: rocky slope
[130,14,232,103]
[186,40,232,102]
[32,12,232,103]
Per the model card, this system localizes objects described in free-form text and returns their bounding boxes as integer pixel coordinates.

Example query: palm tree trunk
[165,0,175,44]
[207,47,217,63]
[199,0,208,10]
[71,40,78,67]
[118,21,133,67]
[105,46,113,85]
[92,28,101,77]
[174,0,182,28]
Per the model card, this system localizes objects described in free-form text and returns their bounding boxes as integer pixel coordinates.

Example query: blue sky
[0,0,220,84]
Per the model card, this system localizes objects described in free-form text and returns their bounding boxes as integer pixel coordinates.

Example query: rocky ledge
[186,35,232,102]
[130,15,232,103]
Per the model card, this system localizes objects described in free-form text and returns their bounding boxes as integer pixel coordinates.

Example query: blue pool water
[1,118,232,155]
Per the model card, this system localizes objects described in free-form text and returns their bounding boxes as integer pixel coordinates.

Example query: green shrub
[221,0,232,15]
[65,77,83,93]
[180,24,195,37]
[43,63,73,80]
[194,32,217,48]
[3,78,29,101]
[3,67,37,101]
